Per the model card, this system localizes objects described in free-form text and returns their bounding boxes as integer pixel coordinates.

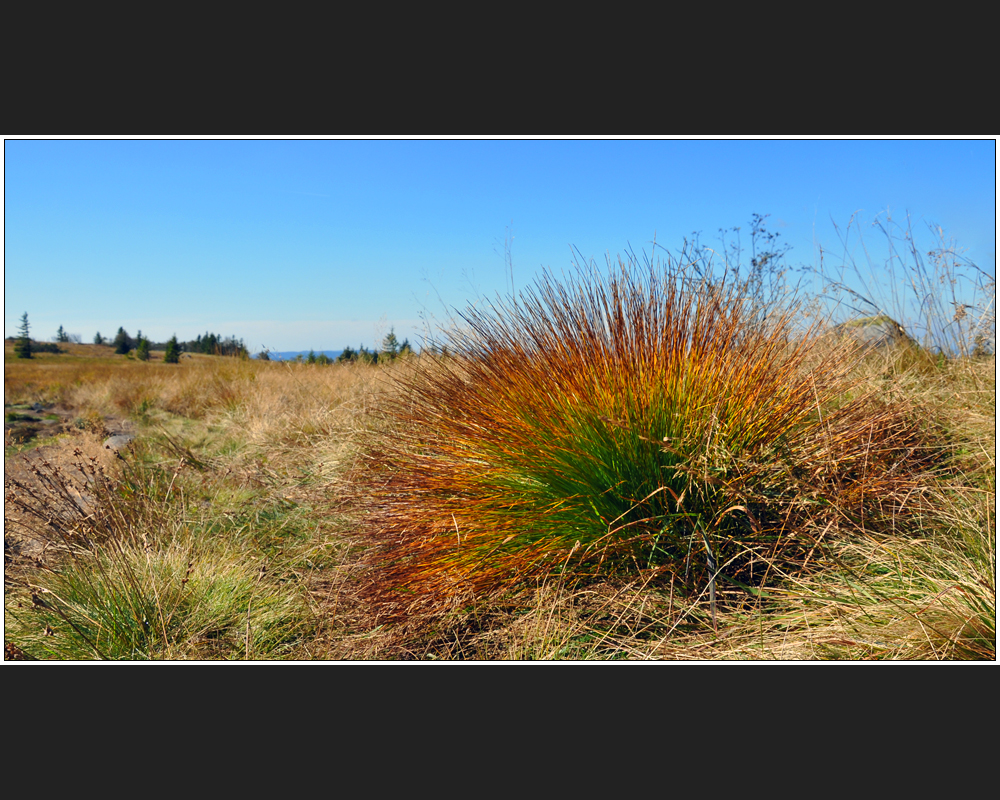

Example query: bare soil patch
[4,417,135,571]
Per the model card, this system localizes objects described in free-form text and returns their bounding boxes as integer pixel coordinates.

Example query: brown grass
[4,309,993,660]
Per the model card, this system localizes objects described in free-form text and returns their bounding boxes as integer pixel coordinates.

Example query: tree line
[11,313,429,367]
[94,328,247,358]
[259,328,414,365]
[11,314,246,363]
[338,328,414,364]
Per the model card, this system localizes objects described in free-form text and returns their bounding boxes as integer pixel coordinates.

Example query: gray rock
[103,434,136,452]
[832,315,918,352]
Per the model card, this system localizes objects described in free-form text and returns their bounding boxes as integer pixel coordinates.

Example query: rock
[832,315,918,353]
[103,434,136,452]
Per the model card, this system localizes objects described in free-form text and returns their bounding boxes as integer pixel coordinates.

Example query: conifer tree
[56,325,70,343]
[381,328,401,360]
[164,335,180,364]
[15,313,32,359]
[113,327,131,355]
[136,336,150,361]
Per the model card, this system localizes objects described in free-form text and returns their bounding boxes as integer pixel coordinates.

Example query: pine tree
[56,325,70,343]
[94,332,105,345]
[381,328,401,360]
[113,327,131,355]
[15,313,32,359]
[164,335,180,364]
[136,336,150,361]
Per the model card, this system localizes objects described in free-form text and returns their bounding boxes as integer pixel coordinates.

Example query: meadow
[4,243,995,660]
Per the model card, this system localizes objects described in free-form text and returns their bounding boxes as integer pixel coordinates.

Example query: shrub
[31,342,64,354]
[359,251,941,620]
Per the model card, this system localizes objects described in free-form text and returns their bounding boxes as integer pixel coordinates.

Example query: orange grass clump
[358,254,942,620]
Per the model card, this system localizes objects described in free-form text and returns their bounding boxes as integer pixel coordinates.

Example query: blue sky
[4,138,995,353]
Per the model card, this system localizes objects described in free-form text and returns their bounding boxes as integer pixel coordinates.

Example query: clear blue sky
[4,138,995,353]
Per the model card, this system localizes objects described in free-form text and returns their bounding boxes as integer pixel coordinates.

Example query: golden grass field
[4,285,996,660]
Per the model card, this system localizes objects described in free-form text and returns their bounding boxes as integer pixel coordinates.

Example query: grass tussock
[4,440,311,660]
[357,254,944,622]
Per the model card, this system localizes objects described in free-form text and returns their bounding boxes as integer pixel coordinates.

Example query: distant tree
[424,342,450,358]
[113,327,132,355]
[68,333,82,344]
[337,346,357,363]
[164,335,180,364]
[136,336,150,361]
[306,349,317,364]
[223,336,248,358]
[316,353,332,366]
[94,332,105,345]
[181,332,247,358]
[256,349,271,361]
[381,328,401,359]
[15,313,32,359]
[55,325,70,343]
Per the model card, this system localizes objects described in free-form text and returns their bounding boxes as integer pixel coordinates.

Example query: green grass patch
[4,436,315,660]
